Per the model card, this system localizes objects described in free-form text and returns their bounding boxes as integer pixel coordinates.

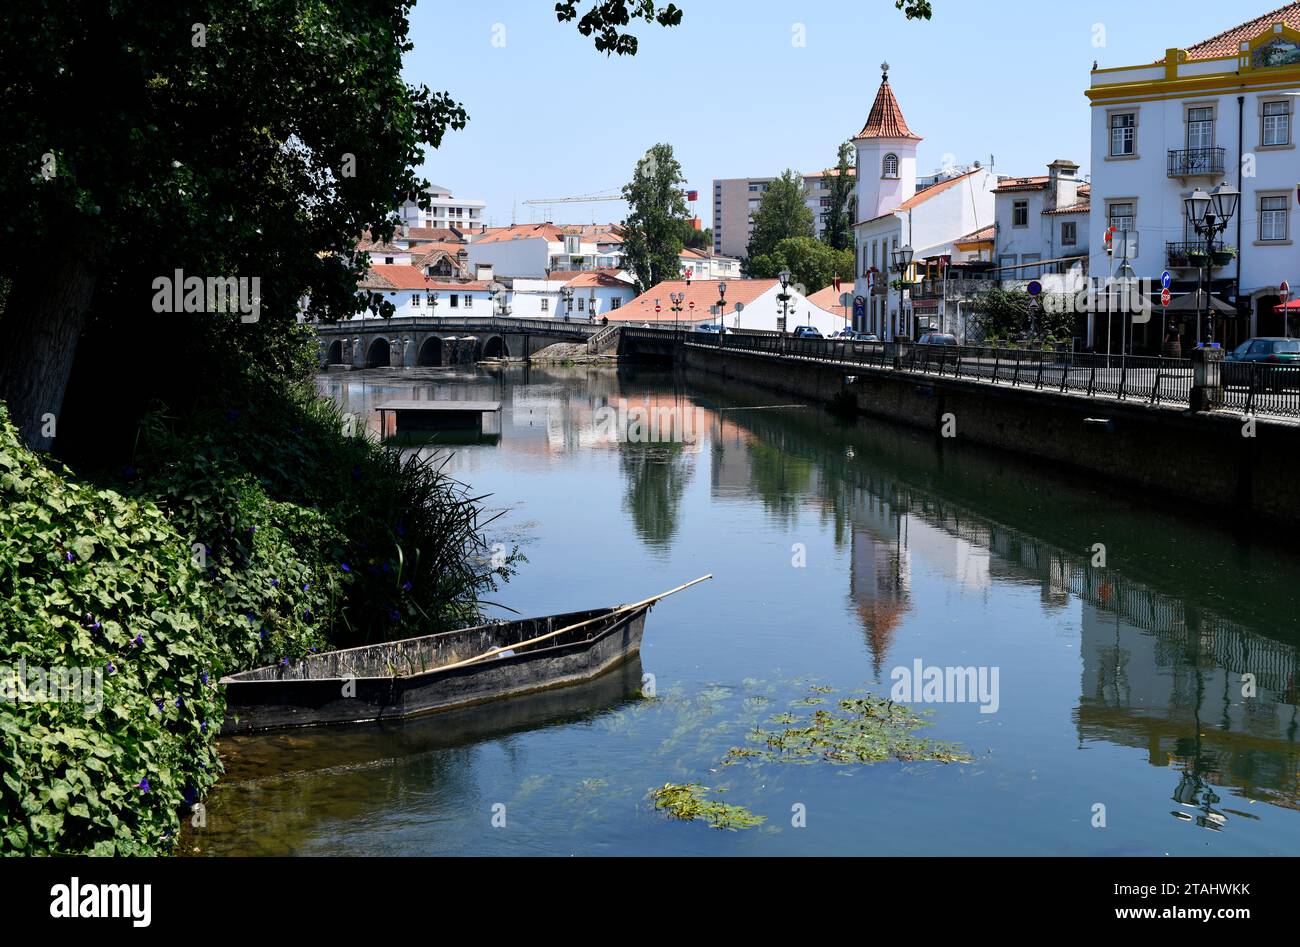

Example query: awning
[1274,299,1300,313]
[1165,290,1235,314]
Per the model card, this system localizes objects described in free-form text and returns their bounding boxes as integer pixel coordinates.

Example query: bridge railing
[316,315,600,335]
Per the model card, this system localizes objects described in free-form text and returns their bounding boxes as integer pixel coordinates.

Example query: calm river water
[199,363,1300,855]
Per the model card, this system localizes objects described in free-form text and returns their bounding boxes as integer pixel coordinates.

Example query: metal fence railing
[1221,360,1300,418]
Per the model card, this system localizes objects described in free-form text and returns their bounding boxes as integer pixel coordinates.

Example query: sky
[402,0,1271,228]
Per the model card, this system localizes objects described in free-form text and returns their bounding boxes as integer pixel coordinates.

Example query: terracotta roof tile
[1174,3,1300,61]
[360,264,490,292]
[563,271,634,289]
[473,223,567,245]
[995,176,1050,192]
[956,226,996,244]
[608,279,778,322]
[855,76,922,142]
[806,283,854,313]
[1043,201,1090,216]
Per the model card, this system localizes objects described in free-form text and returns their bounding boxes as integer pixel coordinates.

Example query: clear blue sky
[403,0,1262,227]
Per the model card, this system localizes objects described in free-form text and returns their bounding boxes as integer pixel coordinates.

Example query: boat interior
[224,607,630,682]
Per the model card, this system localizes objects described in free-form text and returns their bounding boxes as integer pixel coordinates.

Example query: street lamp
[890,244,914,341]
[777,268,792,334]
[560,286,574,322]
[669,291,685,325]
[488,281,509,320]
[1183,183,1238,346]
[716,281,728,329]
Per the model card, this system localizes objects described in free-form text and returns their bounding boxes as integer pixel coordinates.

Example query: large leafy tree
[823,142,857,252]
[749,237,854,294]
[621,143,689,293]
[746,170,815,266]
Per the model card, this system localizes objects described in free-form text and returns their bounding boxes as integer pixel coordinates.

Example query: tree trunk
[0,222,102,452]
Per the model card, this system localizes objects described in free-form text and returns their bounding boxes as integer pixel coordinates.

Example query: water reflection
[194,364,1300,855]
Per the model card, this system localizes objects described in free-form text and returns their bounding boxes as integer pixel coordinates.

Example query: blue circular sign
[1161,271,1172,290]
[1026,280,1042,297]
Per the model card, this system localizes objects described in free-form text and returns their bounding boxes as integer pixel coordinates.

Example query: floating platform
[375,400,501,439]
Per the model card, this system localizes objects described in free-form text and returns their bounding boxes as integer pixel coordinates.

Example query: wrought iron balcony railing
[1166,240,1232,268]
[1167,147,1226,177]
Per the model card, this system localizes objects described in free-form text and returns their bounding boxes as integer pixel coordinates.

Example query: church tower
[853,64,922,220]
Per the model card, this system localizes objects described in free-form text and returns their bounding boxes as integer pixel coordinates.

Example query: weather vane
[881,61,890,81]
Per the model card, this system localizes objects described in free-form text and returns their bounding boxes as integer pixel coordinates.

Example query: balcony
[1167,147,1226,178]
[1166,240,1235,269]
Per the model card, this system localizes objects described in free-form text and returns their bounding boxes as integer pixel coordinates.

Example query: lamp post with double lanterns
[1183,184,1239,347]
[488,281,510,319]
[559,286,574,322]
[669,291,685,326]
[890,244,914,342]
[777,268,793,334]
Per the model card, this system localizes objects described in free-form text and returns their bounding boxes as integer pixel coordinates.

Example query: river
[197,363,1300,855]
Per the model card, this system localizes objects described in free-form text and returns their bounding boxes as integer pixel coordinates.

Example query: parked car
[917,332,958,346]
[857,333,881,343]
[828,328,859,340]
[695,322,727,334]
[791,326,823,339]
[1225,337,1300,391]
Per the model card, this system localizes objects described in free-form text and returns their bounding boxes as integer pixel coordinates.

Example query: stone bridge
[313,316,600,368]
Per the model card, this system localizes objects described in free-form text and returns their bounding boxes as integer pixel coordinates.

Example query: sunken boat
[220,604,650,734]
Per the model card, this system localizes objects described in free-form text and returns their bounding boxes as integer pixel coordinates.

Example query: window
[1022,253,1042,279]
[411,294,422,307]
[611,298,621,310]
[1061,221,1077,246]
[1108,202,1134,232]
[882,153,899,178]
[449,294,459,308]
[541,298,549,312]
[464,294,473,308]
[998,254,1017,275]
[1109,112,1135,156]
[577,297,585,312]
[384,256,394,265]
[1263,101,1291,146]
[1186,106,1214,150]
[1261,195,1289,241]
[1013,201,1029,227]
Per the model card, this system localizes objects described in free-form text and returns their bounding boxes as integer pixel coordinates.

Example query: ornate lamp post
[716,281,728,329]
[890,244,914,342]
[777,268,793,334]
[669,290,685,326]
[560,286,574,321]
[1183,184,1239,347]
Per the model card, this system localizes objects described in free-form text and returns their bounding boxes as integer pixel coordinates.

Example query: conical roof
[855,65,922,141]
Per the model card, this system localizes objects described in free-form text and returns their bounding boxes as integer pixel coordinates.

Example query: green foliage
[555,1,684,56]
[748,236,854,294]
[745,170,815,265]
[822,142,857,252]
[650,783,765,831]
[968,288,1034,341]
[0,404,231,855]
[620,143,689,293]
[678,220,712,251]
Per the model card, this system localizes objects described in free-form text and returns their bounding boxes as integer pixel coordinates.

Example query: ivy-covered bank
[0,384,513,855]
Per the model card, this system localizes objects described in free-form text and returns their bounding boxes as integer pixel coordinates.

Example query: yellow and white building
[1087,5,1300,349]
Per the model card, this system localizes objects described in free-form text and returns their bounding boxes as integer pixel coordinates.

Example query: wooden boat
[220,604,651,734]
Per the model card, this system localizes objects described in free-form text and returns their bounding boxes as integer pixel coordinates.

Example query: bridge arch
[325,339,343,365]
[417,336,444,367]
[366,337,391,368]
[482,335,508,359]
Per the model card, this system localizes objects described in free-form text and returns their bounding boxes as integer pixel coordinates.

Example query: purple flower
[304,609,313,620]
[271,579,279,587]
[65,551,74,563]
[302,583,310,592]
[138,778,151,793]
[175,696,183,708]
[132,634,143,647]
[340,563,351,573]
[106,661,115,674]
[248,525,257,534]
[402,581,413,592]
[201,720,208,733]
[259,628,267,640]
[389,610,401,621]
[280,657,289,667]
[201,671,209,685]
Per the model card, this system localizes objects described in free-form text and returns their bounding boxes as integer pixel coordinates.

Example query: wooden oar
[435,575,713,673]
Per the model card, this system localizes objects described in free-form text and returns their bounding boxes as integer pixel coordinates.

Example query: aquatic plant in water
[649,783,765,831]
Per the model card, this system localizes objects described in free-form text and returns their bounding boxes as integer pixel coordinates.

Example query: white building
[1087,5,1300,350]
[993,160,1091,290]
[398,184,486,232]
[680,247,742,280]
[357,265,494,318]
[851,65,999,340]
[711,168,857,259]
[465,224,618,279]
[507,271,637,320]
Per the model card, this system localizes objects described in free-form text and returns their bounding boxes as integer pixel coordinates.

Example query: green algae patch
[727,692,970,767]
[650,783,765,831]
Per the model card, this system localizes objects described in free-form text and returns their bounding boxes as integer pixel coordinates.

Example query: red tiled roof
[564,271,634,289]
[402,227,464,243]
[360,264,490,292]
[1173,3,1300,61]
[1043,201,1090,216]
[855,77,922,141]
[473,223,567,245]
[806,283,854,313]
[956,226,996,244]
[412,242,468,260]
[995,176,1049,193]
[608,279,779,322]
[360,240,409,255]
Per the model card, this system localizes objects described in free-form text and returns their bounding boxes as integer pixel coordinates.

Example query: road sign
[1282,280,1291,302]
[1161,288,1171,307]
[654,304,661,314]
[840,292,853,308]
[688,300,695,311]
[1161,271,1172,290]
[1027,280,1042,297]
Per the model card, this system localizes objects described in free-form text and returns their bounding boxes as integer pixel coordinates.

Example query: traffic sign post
[1161,288,1171,307]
